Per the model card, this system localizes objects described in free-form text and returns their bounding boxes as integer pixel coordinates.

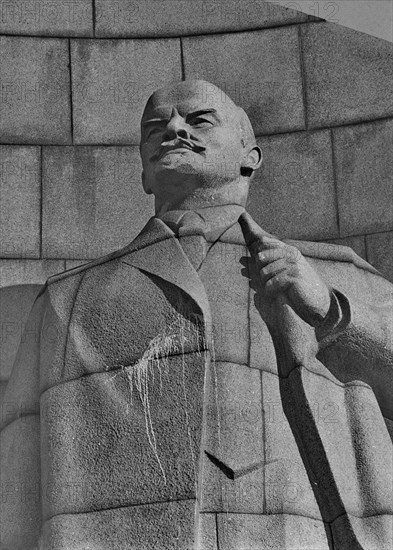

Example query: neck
[154,179,249,216]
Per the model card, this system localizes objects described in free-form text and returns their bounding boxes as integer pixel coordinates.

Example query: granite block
[247,130,338,240]
[0,0,93,37]
[0,416,41,550]
[71,38,182,144]
[323,235,366,260]
[281,367,393,521]
[366,232,393,283]
[331,513,393,550]
[261,371,322,518]
[41,499,196,549]
[41,354,205,517]
[302,23,393,129]
[0,292,45,431]
[0,36,71,144]
[0,146,40,258]
[200,361,265,514]
[197,513,218,550]
[0,260,64,287]
[217,513,329,549]
[333,119,393,236]
[0,284,42,381]
[199,242,249,364]
[95,0,309,38]
[182,27,305,136]
[42,146,153,259]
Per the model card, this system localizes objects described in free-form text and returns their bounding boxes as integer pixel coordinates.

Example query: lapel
[120,217,212,337]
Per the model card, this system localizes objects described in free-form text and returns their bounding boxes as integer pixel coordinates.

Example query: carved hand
[240,212,331,327]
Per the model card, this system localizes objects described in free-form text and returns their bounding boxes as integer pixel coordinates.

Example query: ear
[243,145,262,170]
[241,145,263,176]
[141,171,152,194]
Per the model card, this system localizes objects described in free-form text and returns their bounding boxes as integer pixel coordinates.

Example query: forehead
[142,82,239,122]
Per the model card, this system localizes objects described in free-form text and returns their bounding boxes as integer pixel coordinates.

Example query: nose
[162,110,190,141]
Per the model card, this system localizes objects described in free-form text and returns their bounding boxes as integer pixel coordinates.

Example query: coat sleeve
[310,259,393,420]
[0,287,47,550]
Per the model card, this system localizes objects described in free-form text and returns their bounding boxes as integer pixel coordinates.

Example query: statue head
[140,80,262,214]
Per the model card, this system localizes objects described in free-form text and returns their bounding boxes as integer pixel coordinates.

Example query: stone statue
[1,80,392,550]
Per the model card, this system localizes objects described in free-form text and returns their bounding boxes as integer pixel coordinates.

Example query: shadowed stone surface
[0,260,62,380]
[42,146,153,259]
[0,146,41,258]
[302,23,393,129]
[95,0,310,38]
[182,27,305,135]
[0,0,93,37]
[71,39,182,144]
[0,284,42,381]
[366,232,393,283]
[333,119,393,236]
[0,36,71,144]
[0,416,41,550]
[247,131,338,240]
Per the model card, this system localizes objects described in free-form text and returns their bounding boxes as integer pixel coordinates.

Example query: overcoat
[1,214,393,550]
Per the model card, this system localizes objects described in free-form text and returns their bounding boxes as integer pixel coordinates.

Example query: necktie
[163,211,208,271]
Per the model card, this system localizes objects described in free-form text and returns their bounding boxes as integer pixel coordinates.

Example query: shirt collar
[158,204,245,235]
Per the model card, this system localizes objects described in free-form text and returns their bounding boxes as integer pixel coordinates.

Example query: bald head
[141,80,256,147]
[139,80,262,213]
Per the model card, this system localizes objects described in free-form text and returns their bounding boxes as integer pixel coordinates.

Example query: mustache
[153,139,206,161]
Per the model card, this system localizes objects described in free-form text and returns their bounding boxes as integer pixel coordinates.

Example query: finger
[257,248,286,268]
[239,213,282,256]
[260,259,289,284]
[265,271,293,297]
[239,212,266,249]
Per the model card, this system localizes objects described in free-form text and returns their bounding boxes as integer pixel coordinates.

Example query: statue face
[140,81,252,202]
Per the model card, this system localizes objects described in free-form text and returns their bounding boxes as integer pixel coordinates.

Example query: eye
[189,117,214,127]
[146,127,161,139]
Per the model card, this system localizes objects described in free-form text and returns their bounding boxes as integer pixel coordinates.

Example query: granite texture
[247,131,338,240]
[216,513,329,550]
[0,260,64,287]
[95,0,310,38]
[71,39,182,144]
[302,22,393,129]
[41,500,196,550]
[0,36,71,144]
[0,416,41,550]
[323,236,367,260]
[0,0,93,37]
[182,27,305,136]
[0,284,42,381]
[42,146,153,258]
[333,119,393,236]
[0,146,41,258]
[366,231,393,283]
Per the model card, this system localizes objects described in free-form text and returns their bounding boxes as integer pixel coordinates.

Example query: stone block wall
[1,0,392,388]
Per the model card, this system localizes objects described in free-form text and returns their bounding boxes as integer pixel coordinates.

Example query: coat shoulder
[46,247,133,289]
[286,239,378,276]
